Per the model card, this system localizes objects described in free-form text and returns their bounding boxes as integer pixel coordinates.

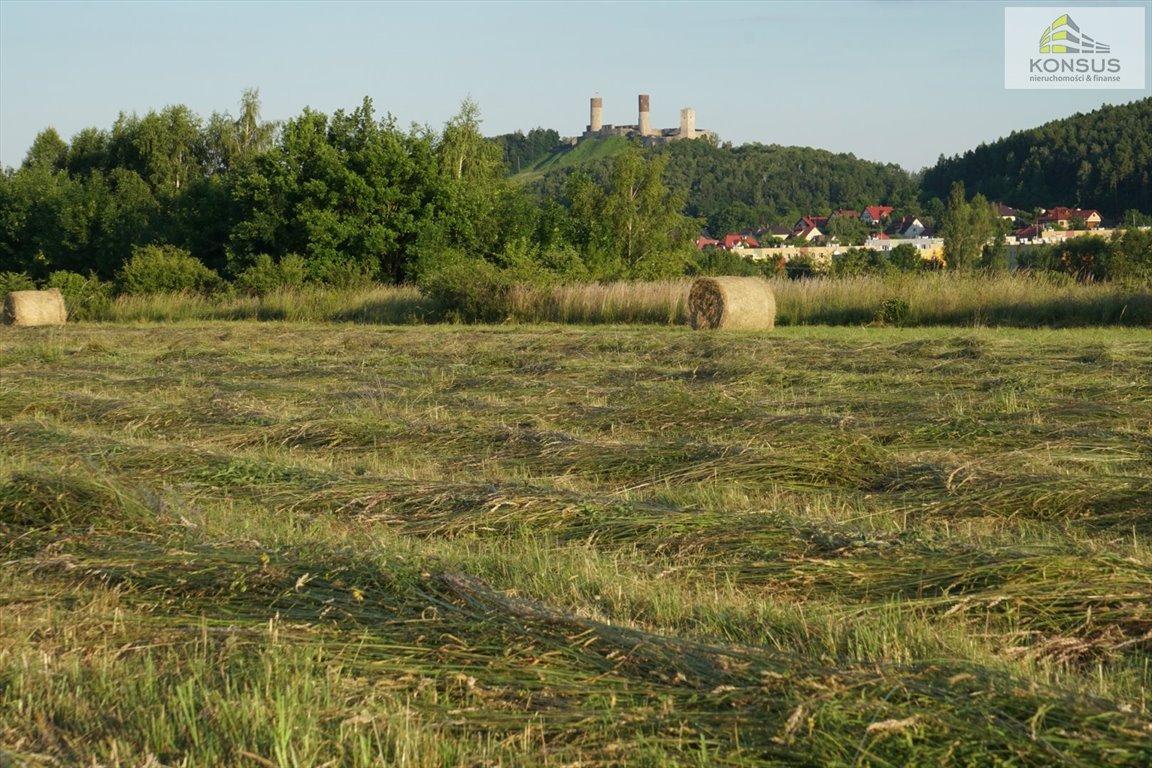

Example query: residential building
[1037,206,1103,229]
[860,206,894,226]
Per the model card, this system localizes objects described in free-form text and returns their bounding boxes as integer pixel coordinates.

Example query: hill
[920,98,1152,218]
[515,137,919,235]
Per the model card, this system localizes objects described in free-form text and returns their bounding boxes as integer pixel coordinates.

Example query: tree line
[2,93,1149,310]
[1,93,699,301]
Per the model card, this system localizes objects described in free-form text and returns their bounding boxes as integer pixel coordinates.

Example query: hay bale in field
[688,277,775,330]
[3,288,68,327]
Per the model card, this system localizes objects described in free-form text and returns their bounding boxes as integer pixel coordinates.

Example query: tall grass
[80,273,1150,327]
[508,280,690,324]
[773,271,1152,327]
[96,284,433,324]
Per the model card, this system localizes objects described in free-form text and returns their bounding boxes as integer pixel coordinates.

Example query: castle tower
[589,96,603,133]
[679,108,696,139]
[638,94,652,137]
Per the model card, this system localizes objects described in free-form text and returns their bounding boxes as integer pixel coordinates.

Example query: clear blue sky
[1,0,1149,172]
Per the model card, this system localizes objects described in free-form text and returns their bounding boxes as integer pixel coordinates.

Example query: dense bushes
[233,254,308,296]
[117,244,222,295]
[46,270,112,319]
[1016,230,1152,281]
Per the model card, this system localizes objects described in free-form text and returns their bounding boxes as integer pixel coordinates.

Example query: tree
[134,105,203,193]
[421,98,517,265]
[203,89,277,175]
[599,150,695,279]
[826,214,868,246]
[889,242,923,271]
[1105,228,1152,280]
[23,128,69,171]
[230,98,442,284]
[831,247,894,277]
[941,182,995,270]
[1120,209,1152,228]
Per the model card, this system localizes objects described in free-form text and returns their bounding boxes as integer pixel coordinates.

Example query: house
[694,236,721,250]
[993,202,1020,223]
[793,215,829,232]
[1037,207,1102,229]
[760,225,793,241]
[886,216,927,238]
[722,233,760,250]
[869,231,890,241]
[1014,224,1043,240]
[793,225,824,243]
[860,206,894,226]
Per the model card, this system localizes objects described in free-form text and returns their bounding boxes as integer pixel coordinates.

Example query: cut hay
[3,288,67,327]
[688,277,776,330]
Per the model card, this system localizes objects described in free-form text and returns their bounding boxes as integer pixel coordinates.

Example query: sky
[1,0,1149,172]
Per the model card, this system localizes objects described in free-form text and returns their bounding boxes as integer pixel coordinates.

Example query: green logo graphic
[1040,14,1110,54]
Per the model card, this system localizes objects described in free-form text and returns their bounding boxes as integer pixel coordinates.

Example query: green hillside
[920,98,1152,218]
[511,135,636,184]
[516,136,919,235]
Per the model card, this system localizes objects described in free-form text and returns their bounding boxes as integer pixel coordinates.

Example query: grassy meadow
[76,272,1152,327]
[2,318,1151,766]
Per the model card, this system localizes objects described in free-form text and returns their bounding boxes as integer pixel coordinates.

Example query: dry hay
[3,288,67,327]
[688,277,776,330]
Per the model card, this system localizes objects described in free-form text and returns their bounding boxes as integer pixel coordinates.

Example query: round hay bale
[688,277,775,330]
[3,288,68,327]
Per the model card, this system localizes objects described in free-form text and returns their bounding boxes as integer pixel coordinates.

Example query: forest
[920,99,1152,218]
[1,93,1149,300]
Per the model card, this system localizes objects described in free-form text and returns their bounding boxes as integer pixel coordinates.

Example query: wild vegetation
[2,272,1148,329]
[6,92,1148,303]
[2,321,1150,766]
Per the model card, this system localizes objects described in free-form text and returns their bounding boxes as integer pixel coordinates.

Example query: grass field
[85,273,1152,328]
[2,321,1150,766]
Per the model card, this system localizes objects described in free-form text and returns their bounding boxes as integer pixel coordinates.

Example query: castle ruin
[578,94,714,145]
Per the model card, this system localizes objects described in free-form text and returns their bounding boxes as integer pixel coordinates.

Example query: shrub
[875,297,911,326]
[832,248,895,278]
[1104,229,1152,281]
[419,255,513,323]
[118,245,222,295]
[235,253,308,296]
[785,255,819,280]
[689,249,765,277]
[0,272,36,294]
[889,243,924,272]
[308,258,375,290]
[46,271,112,320]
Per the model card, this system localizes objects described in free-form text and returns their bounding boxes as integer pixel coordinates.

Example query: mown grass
[2,322,1151,766]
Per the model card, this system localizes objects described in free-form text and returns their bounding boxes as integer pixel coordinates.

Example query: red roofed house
[860,206,894,226]
[695,236,721,250]
[721,234,760,250]
[1014,225,1043,241]
[1037,207,1102,229]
